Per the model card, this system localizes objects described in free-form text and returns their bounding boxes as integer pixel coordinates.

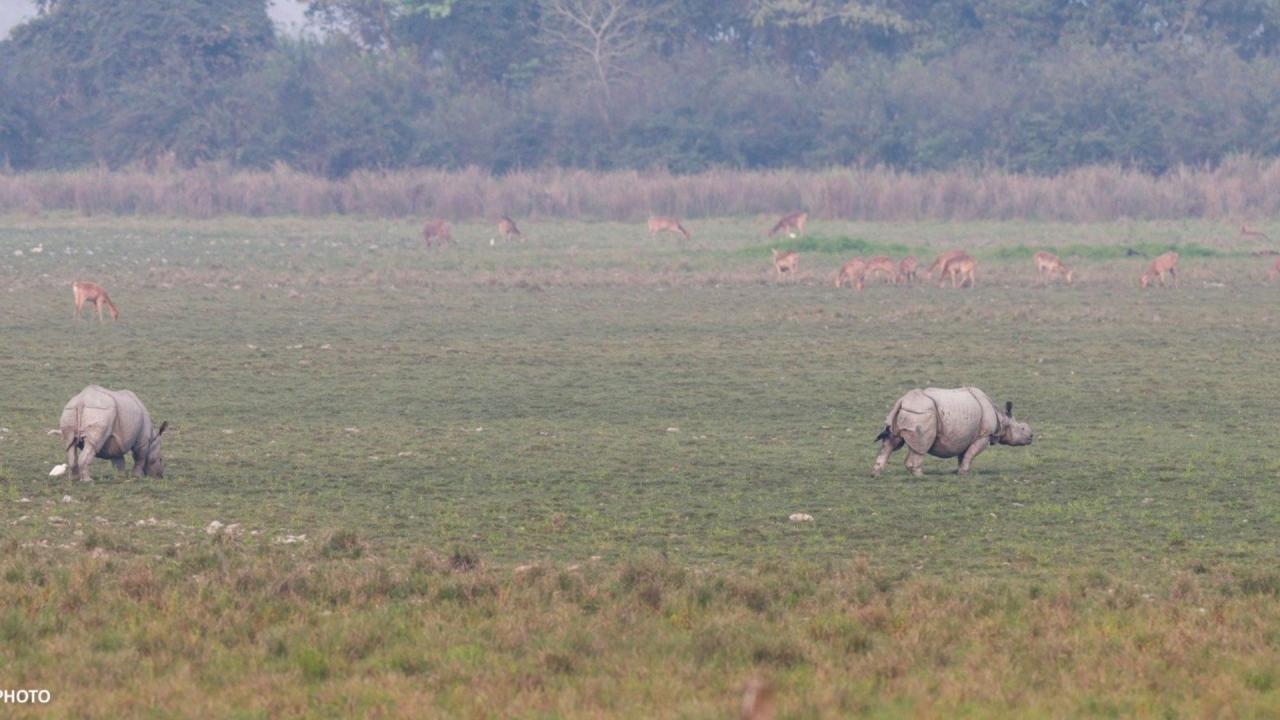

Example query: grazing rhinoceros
[871,387,1032,477]
[59,386,167,482]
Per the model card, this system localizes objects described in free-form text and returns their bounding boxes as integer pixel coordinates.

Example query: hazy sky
[0,0,311,39]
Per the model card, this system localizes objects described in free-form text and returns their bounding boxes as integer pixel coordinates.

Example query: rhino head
[142,422,168,478]
[997,401,1033,446]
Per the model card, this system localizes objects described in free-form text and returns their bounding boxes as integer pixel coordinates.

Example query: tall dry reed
[2,158,1280,221]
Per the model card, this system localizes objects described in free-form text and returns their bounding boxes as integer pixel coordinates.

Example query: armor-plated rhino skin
[59,385,167,482]
[871,387,1032,477]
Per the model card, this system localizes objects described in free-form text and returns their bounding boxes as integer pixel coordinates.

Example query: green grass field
[1,214,1279,717]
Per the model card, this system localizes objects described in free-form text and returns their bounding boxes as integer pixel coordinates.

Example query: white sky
[0,0,311,39]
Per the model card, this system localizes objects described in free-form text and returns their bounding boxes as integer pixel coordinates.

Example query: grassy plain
[1,214,1279,717]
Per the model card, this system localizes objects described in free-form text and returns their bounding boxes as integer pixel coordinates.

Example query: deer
[422,219,452,247]
[1241,224,1271,242]
[835,258,867,289]
[497,216,524,241]
[897,256,919,285]
[647,216,691,241]
[1033,251,1074,285]
[925,250,967,281]
[72,281,119,322]
[863,256,897,285]
[767,211,807,238]
[1139,251,1179,289]
[772,249,799,279]
[941,253,976,288]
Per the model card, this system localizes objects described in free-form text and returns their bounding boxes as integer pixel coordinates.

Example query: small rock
[61,494,73,503]
[789,513,814,523]
[49,464,68,477]
[345,427,360,433]
[666,427,679,433]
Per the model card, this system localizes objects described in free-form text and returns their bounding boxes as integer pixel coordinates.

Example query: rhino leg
[112,457,126,473]
[905,449,926,477]
[130,448,147,477]
[74,446,96,482]
[957,437,991,475]
[871,435,904,477]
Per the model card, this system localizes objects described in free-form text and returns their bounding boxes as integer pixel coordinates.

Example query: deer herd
[404,212,1280,292]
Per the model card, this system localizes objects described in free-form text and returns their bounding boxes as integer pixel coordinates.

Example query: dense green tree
[2,0,1279,174]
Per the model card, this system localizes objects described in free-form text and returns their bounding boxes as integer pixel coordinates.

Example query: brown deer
[863,256,897,285]
[767,211,807,238]
[772,249,799,279]
[835,258,867,289]
[72,281,119,322]
[422,219,452,247]
[942,253,976,288]
[925,250,967,280]
[1269,257,1280,282]
[1241,224,1271,242]
[897,256,919,285]
[497,216,523,241]
[1139,251,1179,289]
[647,216,691,241]
[1033,251,1074,285]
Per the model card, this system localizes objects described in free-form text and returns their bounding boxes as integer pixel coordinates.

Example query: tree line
[1,0,1278,177]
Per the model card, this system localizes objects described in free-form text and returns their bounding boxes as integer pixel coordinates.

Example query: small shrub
[321,530,366,559]
[296,647,330,682]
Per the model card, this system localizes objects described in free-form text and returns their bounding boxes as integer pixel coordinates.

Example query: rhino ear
[156,421,168,438]
[1005,401,1013,417]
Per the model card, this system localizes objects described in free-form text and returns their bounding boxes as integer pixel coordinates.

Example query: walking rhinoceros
[59,386,167,482]
[871,387,1032,477]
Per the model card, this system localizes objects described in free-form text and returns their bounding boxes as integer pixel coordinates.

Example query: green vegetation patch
[741,234,912,257]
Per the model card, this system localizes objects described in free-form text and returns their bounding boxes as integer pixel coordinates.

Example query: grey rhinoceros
[59,386,167,482]
[871,387,1032,477]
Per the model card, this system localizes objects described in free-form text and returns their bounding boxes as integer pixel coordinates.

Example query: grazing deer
[772,249,799,279]
[925,250,967,280]
[72,281,118,322]
[1139,251,1179,289]
[897,256,919,285]
[1241,224,1271,242]
[835,258,867,289]
[1269,257,1280,282]
[497,216,523,241]
[863,256,897,285]
[767,211,807,238]
[647,216,691,241]
[1033,251,1074,285]
[942,253,976,288]
[422,219,452,247]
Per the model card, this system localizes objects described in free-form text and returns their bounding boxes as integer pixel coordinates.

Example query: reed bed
[3,157,1280,221]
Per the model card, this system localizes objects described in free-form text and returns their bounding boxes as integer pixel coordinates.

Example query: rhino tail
[874,425,891,443]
